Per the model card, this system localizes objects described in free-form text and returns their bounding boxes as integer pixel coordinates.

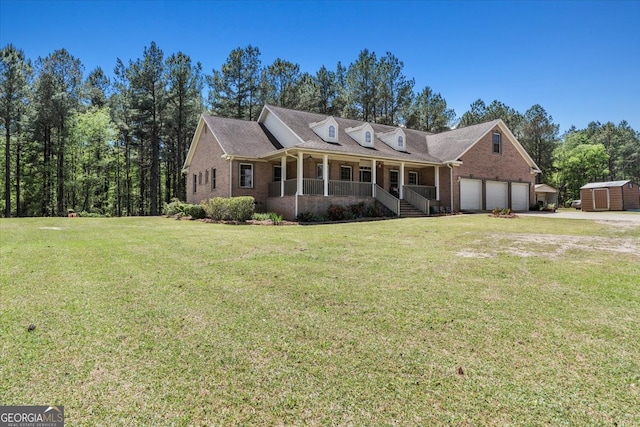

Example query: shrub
[269,212,283,225]
[296,212,318,222]
[203,196,255,222]
[252,212,272,221]
[327,204,346,221]
[204,198,229,220]
[164,198,187,216]
[184,204,207,219]
[228,196,255,222]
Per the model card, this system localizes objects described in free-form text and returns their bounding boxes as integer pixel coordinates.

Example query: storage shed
[534,184,558,209]
[580,180,640,211]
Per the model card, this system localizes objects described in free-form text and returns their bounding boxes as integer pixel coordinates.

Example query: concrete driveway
[517,210,640,223]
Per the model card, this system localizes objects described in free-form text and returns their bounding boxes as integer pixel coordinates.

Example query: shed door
[460,178,482,210]
[486,181,508,210]
[511,183,529,211]
[593,188,609,210]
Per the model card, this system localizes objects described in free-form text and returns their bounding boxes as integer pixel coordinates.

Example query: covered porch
[264,151,440,218]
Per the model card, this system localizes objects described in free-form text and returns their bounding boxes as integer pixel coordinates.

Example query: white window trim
[493,132,502,154]
[409,171,418,185]
[239,163,254,188]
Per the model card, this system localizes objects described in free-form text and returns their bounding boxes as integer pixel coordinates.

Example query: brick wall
[186,126,230,204]
[452,126,535,212]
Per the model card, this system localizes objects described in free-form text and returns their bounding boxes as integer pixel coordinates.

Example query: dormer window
[377,128,407,152]
[309,116,339,143]
[346,123,375,148]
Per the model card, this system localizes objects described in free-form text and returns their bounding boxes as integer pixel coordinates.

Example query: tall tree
[458,99,523,136]
[86,67,110,108]
[315,65,337,114]
[0,44,31,217]
[260,58,301,109]
[207,45,261,120]
[406,86,456,133]
[375,52,414,125]
[345,49,377,121]
[129,41,166,215]
[165,52,204,201]
[31,49,83,216]
[521,104,559,183]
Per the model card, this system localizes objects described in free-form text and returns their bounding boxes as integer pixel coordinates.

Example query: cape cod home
[182,105,541,219]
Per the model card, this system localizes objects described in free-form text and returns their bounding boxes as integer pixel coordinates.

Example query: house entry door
[390,170,399,197]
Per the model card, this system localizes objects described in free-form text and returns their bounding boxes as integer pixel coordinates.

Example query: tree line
[1,43,638,217]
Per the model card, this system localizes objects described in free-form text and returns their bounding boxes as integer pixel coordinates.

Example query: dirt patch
[458,233,640,259]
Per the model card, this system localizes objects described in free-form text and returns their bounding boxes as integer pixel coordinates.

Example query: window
[205,169,209,184]
[317,163,324,180]
[409,171,418,185]
[360,166,372,183]
[193,174,197,193]
[273,165,282,182]
[397,135,404,147]
[492,132,502,154]
[239,163,253,188]
[365,131,372,144]
[211,168,216,190]
[328,125,336,139]
[199,172,203,185]
[340,165,352,181]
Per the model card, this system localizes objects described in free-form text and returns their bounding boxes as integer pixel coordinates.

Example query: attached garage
[511,183,530,211]
[486,181,508,210]
[460,178,482,211]
[580,180,640,211]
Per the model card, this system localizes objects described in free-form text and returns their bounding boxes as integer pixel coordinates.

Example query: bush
[228,196,255,221]
[252,212,272,221]
[184,204,207,219]
[269,212,283,225]
[204,198,228,220]
[203,196,255,222]
[296,212,319,222]
[164,198,187,216]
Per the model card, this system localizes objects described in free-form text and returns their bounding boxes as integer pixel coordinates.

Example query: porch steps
[399,200,429,218]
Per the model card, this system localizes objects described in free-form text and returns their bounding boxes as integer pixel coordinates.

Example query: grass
[1,215,639,426]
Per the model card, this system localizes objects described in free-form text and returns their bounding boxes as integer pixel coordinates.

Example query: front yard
[0,215,638,425]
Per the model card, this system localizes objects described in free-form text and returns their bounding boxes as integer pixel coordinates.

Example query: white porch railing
[404,185,436,200]
[329,180,372,197]
[403,186,430,214]
[269,179,373,197]
[375,185,400,216]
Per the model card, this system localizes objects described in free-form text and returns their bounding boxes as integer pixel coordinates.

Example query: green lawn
[1,215,639,426]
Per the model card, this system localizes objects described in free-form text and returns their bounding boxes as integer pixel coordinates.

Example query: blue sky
[1,0,639,134]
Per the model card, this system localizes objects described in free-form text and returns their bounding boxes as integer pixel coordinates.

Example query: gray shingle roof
[202,115,281,157]
[425,120,500,162]
[200,106,508,165]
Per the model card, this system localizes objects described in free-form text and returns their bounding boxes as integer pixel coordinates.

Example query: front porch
[261,151,442,219]
[266,179,437,219]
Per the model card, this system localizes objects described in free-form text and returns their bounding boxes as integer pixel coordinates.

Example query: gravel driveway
[517,210,640,223]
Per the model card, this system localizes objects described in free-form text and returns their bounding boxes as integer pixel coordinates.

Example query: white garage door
[486,181,508,210]
[460,178,482,210]
[511,183,529,211]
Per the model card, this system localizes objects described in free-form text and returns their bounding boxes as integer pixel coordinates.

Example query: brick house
[183,105,541,219]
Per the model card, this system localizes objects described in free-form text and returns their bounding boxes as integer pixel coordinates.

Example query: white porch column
[434,165,440,200]
[399,162,405,199]
[280,155,286,197]
[297,152,304,195]
[372,159,377,197]
[323,154,329,196]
